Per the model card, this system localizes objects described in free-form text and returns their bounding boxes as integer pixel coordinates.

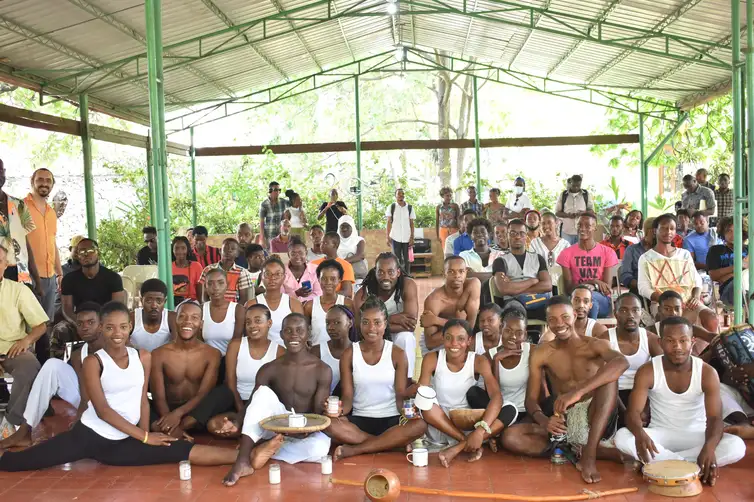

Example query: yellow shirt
[0,278,49,354]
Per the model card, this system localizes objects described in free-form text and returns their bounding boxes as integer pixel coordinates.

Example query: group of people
[0,159,751,489]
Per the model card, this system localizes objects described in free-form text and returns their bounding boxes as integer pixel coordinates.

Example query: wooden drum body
[643,460,702,498]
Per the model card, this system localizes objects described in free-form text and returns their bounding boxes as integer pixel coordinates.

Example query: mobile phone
[302,281,312,290]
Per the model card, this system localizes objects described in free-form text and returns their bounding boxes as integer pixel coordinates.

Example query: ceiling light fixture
[386,0,398,15]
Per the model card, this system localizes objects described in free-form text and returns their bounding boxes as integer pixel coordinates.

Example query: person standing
[504,177,532,220]
[461,185,483,216]
[284,190,307,240]
[485,188,509,227]
[385,188,415,274]
[259,181,290,250]
[555,174,594,245]
[715,173,733,220]
[137,226,158,265]
[696,167,716,192]
[24,168,62,348]
[681,174,716,217]
[318,189,348,234]
[192,226,221,269]
[528,212,570,292]
[435,187,460,252]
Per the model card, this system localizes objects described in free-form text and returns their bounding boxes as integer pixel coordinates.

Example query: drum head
[643,460,700,481]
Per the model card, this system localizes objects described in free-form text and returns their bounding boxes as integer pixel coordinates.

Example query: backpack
[560,189,589,212]
[390,202,413,219]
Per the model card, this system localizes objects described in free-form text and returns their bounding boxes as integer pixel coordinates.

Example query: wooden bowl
[449,409,486,431]
[364,468,401,502]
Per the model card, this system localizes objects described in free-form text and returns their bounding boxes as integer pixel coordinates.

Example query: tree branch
[384,119,457,135]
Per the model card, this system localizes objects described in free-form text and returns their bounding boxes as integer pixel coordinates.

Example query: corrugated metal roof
[0,0,743,126]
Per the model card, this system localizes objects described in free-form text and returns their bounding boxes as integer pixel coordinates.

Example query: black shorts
[348,415,401,436]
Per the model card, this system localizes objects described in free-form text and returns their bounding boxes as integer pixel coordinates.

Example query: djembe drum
[709,324,754,408]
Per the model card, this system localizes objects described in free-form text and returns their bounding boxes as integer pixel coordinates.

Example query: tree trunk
[454,73,474,187]
[435,51,452,187]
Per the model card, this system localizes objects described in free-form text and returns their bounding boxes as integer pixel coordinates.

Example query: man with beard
[1,302,104,448]
[129,279,176,352]
[638,213,718,334]
[198,238,255,305]
[517,296,628,484]
[149,300,225,439]
[540,286,608,342]
[136,226,158,265]
[61,239,125,325]
[354,252,419,377]
[596,293,662,419]
[25,168,62,325]
[234,223,254,268]
[222,314,332,486]
[615,317,745,486]
[421,256,481,354]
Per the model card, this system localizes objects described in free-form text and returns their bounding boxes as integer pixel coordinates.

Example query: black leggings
[0,422,193,472]
[465,386,513,424]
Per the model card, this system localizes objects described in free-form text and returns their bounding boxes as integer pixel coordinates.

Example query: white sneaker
[0,416,17,439]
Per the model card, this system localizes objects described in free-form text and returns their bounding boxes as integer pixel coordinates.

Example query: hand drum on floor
[642,460,702,498]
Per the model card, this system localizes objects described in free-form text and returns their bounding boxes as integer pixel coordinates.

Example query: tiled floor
[2,278,753,501]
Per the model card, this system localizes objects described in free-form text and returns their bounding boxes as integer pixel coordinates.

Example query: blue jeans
[721,281,735,306]
[562,233,579,245]
[589,291,611,319]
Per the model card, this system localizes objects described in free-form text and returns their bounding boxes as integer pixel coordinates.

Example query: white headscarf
[337,215,364,259]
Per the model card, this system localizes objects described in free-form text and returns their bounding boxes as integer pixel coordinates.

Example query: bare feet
[438,442,465,468]
[333,445,355,463]
[250,434,284,470]
[0,423,32,449]
[467,448,483,463]
[724,423,754,439]
[488,438,498,453]
[219,417,239,436]
[576,455,602,484]
[222,461,255,487]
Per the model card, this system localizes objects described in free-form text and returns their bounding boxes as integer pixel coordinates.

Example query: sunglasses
[77,249,98,257]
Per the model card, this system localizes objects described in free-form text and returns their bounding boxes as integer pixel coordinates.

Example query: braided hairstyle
[361,252,407,305]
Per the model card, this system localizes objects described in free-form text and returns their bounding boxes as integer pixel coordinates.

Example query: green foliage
[648,194,676,212]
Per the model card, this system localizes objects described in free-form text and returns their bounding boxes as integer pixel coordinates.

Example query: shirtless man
[222,314,332,486]
[354,252,419,376]
[615,316,746,485]
[511,296,628,484]
[150,300,223,439]
[540,286,607,342]
[0,302,104,448]
[421,256,481,353]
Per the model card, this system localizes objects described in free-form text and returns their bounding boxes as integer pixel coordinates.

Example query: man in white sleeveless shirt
[615,316,746,486]
[540,286,607,343]
[1,302,103,448]
[129,279,175,352]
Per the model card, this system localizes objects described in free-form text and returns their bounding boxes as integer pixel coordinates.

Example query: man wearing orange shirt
[600,215,628,260]
[310,232,354,298]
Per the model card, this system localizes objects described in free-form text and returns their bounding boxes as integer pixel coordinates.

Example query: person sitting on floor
[245,256,304,345]
[150,300,230,439]
[493,310,532,427]
[202,268,244,356]
[310,231,355,298]
[312,304,356,395]
[421,256,481,354]
[324,297,427,462]
[459,217,504,283]
[129,279,176,352]
[472,303,504,356]
[418,319,514,467]
[614,316,746,486]
[354,252,419,377]
[1,302,103,448]
[507,296,628,484]
[0,301,240,472]
[638,213,718,337]
[205,304,285,440]
[222,313,332,486]
[539,286,608,342]
[304,259,353,345]
[595,293,662,424]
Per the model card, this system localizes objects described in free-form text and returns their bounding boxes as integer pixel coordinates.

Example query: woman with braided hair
[312,304,356,394]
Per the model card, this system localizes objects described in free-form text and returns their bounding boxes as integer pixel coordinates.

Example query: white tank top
[608,328,651,390]
[256,294,292,345]
[130,308,171,352]
[202,302,237,355]
[584,318,596,337]
[81,347,144,440]
[497,342,530,412]
[434,349,476,410]
[352,340,396,418]
[236,337,279,400]
[318,341,341,392]
[311,295,345,345]
[649,355,706,432]
[80,343,89,364]
[288,207,305,228]
[474,331,501,356]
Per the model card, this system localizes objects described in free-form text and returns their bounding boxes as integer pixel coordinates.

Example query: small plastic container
[327,396,340,415]
[179,460,191,480]
[321,455,332,475]
[269,463,281,484]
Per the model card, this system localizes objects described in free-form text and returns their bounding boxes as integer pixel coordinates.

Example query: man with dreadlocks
[354,252,419,378]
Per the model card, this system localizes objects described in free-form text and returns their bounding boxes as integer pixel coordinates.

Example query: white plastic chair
[121,265,158,308]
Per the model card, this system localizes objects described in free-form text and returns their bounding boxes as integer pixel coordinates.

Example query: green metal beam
[190,127,198,228]
[79,93,96,240]
[747,0,754,321]
[732,0,744,324]
[644,113,690,167]
[146,134,156,224]
[354,75,362,231]
[639,114,646,216]
[472,75,481,196]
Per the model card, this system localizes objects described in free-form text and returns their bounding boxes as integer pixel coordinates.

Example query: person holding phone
[281,237,322,303]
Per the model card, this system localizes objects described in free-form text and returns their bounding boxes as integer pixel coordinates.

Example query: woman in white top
[337,215,368,282]
[312,305,355,394]
[0,301,240,471]
[283,190,308,240]
[305,259,354,345]
[323,297,427,461]
[473,303,503,356]
[245,256,303,345]
[202,268,244,357]
[528,211,570,292]
[504,177,532,219]
[418,319,511,467]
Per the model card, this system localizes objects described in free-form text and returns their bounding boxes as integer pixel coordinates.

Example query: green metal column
[638,114,647,217]
[79,94,96,240]
[733,0,745,324]
[145,0,173,308]
[190,127,197,228]
[747,0,754,320]
[146,135,156,224]
[354,75,362,231]
[472,76,481,195]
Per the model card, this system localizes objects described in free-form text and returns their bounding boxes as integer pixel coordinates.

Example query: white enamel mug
[406,448,429,467]
[288,413,308,428]
[414,386,437,411]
